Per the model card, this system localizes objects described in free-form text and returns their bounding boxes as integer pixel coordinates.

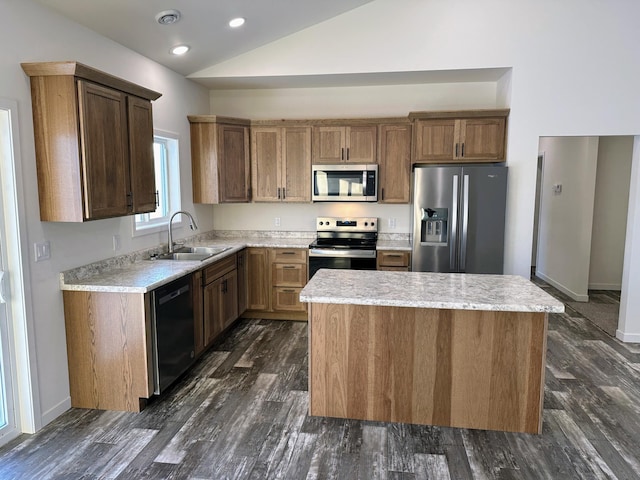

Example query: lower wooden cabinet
[63,290,153,412]
[237,248,248,316]
[377,250,411,271]
[244,247,308,320]
[202,253,238,347]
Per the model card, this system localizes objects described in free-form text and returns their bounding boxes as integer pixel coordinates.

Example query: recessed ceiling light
[156,9,181,25]
[229,17,245,28]
[170,45,190,55]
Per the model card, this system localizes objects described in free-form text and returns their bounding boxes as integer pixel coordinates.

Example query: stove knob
[371,221,375,227]
[364,222,368,226]
[319,221,324,226]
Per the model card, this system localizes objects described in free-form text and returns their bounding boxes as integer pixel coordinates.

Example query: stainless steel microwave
[312,164,378,202]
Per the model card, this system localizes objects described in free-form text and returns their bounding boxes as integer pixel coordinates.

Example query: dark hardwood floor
[1,281,639,479]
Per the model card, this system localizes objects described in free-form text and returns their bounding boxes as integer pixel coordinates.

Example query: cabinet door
[222,270,239,330]
[190,122,219,204]
[247,248,271,311]
[218,125,250,202]
[378,124,412,203]
[282,127,311,202]
[347,126,377,163]
[312,126,346,163]
[78,80,130,219]
[237,249,248,316]
[413,119,457,162]
[192,270,205,356]
[251,127,281,202]
[459,118,506,161]
[203,276,224,346]
[128,96,156,213]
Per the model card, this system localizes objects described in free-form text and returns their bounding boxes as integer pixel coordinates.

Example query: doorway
[533,136,632,337]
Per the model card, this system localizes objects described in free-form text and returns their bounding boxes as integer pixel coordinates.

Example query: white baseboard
[616,330,640,343]
[40,397,71,428]
[588,283,622,291]
[536,271,589,302]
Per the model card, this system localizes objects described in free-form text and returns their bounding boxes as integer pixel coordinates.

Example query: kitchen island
[299,269,564,434]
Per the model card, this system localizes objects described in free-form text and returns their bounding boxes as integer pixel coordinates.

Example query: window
[133,130,181,235]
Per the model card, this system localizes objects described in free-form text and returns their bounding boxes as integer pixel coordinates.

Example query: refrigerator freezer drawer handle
[460,174,469,271]
[451,175,459,271]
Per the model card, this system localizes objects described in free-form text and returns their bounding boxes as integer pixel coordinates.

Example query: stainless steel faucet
[168,211,198,253]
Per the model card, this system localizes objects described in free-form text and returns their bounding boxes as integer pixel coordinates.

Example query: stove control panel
[316,216,378,232]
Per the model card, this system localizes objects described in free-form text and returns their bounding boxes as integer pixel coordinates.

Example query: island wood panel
[308,303,547,434]
[63,290,152,412]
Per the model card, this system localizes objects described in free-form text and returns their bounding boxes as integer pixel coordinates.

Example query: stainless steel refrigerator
[411,164,508,274]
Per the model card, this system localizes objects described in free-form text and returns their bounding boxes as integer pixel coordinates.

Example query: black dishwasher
[151,275,195,394]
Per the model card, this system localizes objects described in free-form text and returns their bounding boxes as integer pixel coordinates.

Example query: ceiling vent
[155,9,182,25]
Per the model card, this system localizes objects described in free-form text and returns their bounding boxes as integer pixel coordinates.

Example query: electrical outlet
[553,183,562,195]
[113,234,121,251]
[34,241,51,262]
[275,217,281,227]
[388,218,397,229]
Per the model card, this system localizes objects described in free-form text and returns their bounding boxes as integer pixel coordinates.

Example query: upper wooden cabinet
[188,116,251,204]
[251,126,311,202]
[378,123,412,203]
[411,110,509,163]
[21,61,161,222]
[312,125,377,164]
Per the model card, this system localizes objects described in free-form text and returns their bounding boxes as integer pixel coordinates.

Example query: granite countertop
[60,235,314,294]
[375,239,411,251]
[299,269,565,313]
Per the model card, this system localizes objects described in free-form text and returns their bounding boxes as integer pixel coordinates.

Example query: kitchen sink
[155,245,231,261]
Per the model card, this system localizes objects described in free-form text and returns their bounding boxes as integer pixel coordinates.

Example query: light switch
[34,241,51,262]
[553,183,562,194]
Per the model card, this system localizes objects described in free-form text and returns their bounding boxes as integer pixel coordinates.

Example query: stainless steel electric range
[308,216,378,279]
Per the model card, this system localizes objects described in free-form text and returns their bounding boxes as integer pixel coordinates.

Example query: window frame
[132,130,182,237]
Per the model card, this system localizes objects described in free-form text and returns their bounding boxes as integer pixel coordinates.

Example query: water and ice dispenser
[420,207,448,246]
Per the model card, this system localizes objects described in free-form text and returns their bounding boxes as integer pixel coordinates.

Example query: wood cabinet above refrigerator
[22,61,161,222]
[410,109,509,163]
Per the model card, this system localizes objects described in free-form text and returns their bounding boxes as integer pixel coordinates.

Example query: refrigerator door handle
[451,175,459,271]
[460,174,470,271]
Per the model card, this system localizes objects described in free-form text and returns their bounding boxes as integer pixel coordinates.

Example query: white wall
[197,0,640,338]
[589,137,633,290]
[536,137,599,301]
[1,0,210,428]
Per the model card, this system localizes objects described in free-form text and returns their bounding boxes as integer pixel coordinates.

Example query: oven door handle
[309,248,377,259]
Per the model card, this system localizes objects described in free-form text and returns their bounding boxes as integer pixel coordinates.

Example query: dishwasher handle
[158,284,190,306]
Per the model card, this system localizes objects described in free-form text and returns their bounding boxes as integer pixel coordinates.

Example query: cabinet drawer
[272,287,306,312]
[272,248,307,264]
[377,251,410,268]
[203,254,237,284]
[378,266,411,272]
[273,264,307,287]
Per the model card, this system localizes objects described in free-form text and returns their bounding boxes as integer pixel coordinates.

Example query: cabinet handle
[282,188,286,200]
[222,279,227,293]
[283,265,296,269]
[455,143,459,158]
[281,251,296,255]
[387,254,402,258]
[155,190,159,207]
[381,188,384,201]
[277,187,281,199]
[341,147,344,161]
[346,148,350,161]
[283,289,295,293]
[126,192,133,209]
[461,143,465,157]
